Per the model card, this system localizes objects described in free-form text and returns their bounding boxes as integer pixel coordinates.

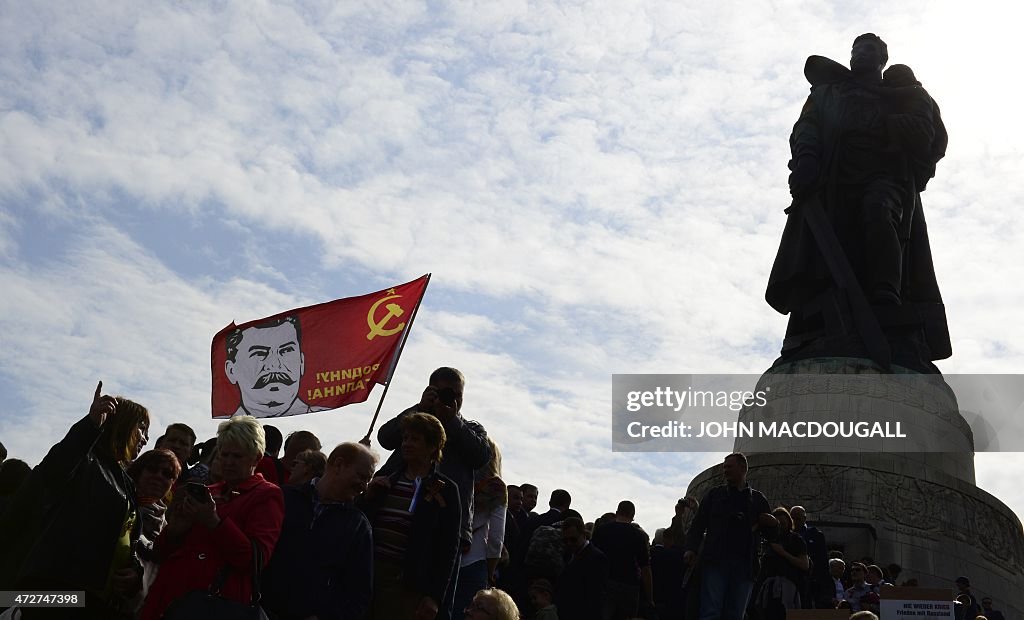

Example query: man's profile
[225,316,326,417]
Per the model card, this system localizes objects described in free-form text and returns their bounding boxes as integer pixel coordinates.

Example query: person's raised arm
[683,489,712,564]
[445,418,490,469]
[377,405,418,450]
[34,381,110,487]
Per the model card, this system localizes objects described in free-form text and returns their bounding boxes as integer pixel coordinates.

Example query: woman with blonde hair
[140,415,284,620]
[464,587,520,620]
[453,438,508,615]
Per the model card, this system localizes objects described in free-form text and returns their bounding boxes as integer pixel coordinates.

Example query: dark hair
[520,483,538,494]
[284,430,322,453]
[549,489,571,508]
[196,437,218,463]
[128,448,182,483]
[166,423,196,444]
[97,397,150,464]
[853,32,888,67]
[867,564,884,579]
[507,484,520,492]
[401,412,447,462]
[295,449,327,477]
[263,425,283,454]
[725,452,748,469]
[0,459,31,496]
[773,506,794,531]
[226,315,302,363]
[429,367,465,386]
[850,562,868,573]
[616,500,636,518]
[561,516,585,532]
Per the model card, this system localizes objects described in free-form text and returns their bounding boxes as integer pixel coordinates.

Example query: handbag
[161,539,269,620]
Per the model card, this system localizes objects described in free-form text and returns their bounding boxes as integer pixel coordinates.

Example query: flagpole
[360,273,432,446]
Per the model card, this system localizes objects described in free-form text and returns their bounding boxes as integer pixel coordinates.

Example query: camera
[436,387,458,407]
[185,482,211,503]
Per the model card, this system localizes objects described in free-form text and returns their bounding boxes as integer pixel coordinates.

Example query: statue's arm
[790,90,823,166]
[788,89,824,195]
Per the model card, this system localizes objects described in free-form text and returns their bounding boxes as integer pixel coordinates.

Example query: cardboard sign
[880,588,954,619]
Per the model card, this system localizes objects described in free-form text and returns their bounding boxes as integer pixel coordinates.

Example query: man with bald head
[262,442,378,620]
[790,505,828,608]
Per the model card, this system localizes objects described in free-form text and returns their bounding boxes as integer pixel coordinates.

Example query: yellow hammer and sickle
[367,294,406,340]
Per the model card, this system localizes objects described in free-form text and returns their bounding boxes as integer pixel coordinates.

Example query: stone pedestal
[686,357,1024,613]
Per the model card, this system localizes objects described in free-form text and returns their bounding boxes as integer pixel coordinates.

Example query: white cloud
[2,0,1023,542]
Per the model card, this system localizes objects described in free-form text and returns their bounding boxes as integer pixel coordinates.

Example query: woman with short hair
[140,415,284,620]
[287,448,327,487]
[125,448,181,611]
[464,588,520,620]
[361,412,462,620]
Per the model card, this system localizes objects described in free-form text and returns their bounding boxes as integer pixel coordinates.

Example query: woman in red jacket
[140,415,284,620]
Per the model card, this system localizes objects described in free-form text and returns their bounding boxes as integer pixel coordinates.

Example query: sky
[2,0,1024,539]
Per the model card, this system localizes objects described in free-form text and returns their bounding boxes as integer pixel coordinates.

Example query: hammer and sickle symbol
[367,294,406,340]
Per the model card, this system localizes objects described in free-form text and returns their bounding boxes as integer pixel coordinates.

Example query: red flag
[211,275,430,418]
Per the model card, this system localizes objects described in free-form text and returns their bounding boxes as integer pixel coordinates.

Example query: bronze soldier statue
[766,34,950,372]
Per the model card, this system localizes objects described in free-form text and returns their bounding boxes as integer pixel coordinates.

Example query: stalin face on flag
[211,275,430,418]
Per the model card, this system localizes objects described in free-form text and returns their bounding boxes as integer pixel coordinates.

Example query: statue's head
[851,33,888,74]
[883,64,919,88]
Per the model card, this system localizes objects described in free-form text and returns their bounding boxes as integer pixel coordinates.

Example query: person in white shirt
[829,558,847,607]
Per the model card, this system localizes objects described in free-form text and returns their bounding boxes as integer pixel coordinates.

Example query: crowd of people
[0,368,1012,620]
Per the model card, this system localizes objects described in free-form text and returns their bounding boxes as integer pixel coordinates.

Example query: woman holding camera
[139,415,284,620]
[125,448,181,612]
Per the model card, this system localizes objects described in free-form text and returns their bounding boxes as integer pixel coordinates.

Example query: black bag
[161,540,269,620]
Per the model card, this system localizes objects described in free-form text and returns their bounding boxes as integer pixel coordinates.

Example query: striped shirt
[373,477,417,563]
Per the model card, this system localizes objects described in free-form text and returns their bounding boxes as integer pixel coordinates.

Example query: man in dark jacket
[556,517,608,620]
[262,442,377,620]
[685,453,773,620]
[791,505,828,608]
[377,367,490,544]
[376,367,490,619]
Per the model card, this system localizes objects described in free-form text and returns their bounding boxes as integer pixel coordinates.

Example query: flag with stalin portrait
[211,274,430,418]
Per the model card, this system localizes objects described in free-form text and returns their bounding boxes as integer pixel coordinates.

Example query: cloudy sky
[2,1,1023,536]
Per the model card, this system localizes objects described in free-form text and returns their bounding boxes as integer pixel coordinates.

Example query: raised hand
[88,381,117,428]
